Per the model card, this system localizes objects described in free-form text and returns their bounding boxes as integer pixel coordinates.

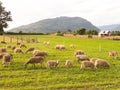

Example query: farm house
[98,30,111,37]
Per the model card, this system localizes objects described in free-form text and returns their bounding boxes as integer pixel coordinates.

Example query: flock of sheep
[0,41,118,70]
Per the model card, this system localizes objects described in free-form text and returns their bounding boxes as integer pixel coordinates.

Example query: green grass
[0,35,120,90]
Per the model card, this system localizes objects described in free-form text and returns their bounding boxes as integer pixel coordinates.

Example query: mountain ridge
[9,16,100,33]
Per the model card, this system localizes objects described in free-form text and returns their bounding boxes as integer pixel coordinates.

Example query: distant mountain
[9,16,100,33]
[98,24,120,31]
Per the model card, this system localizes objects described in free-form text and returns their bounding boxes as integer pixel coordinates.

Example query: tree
[0,1,12,34]
[86,30,98,35]
[76,27,86,35]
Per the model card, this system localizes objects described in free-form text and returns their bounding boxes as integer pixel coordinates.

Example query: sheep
[25,47,35,53]
[34,51,48,57]
[109,50,118,59]
[59,45,66,50]
[14,48,24,54]
[43,41,50,46]
[11,46,16,50]
[46,60,59,68]
[33,50,40,55]
[0,48,7,53]
[1,53,13,66]
[1,41,7,44]
[65,60,73,68]
[6,45,12,48]
[90,58,99,64]
[76,54,89,62]
[55,45,60,50]
[74,50,84,56]
[17,42,21,45]
[19,44,27,48]
[80,61,96,70]
[24,56,44,68]
[70,44,75,49]
[94,59,110,68]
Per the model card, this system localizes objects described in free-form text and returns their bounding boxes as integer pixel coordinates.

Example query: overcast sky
[1,0,120,30]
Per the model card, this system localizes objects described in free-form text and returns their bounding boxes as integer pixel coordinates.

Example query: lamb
[70,44,75,49]
[14,48,24,54]
[76,54,89,62]
[65,60,73,68]
[34,51,48,57]
[0,41,7,44]
[25,47,35,53]
[46,60,59,68]
[1,53,13,66]
[94,59,110,68]
[109,50,118,59]
[80,61,96,70]
[74,50,84,56]
[19,44,27,48]
[0,48,6,53]
[33,50,40,55]
[24,56,44,68]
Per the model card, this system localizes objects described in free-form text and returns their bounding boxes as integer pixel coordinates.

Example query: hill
[98,24,120,31]
[9,16,99,33]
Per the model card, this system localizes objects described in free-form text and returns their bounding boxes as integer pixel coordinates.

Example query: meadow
[0,35,120,90]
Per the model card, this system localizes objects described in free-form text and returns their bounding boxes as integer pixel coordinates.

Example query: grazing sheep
[6,45,12,48]
[55,45,60,49]
[59,45,66,50]
[80,61,96,70]
[90,58,99,64]
[24,56,44,68]
[46,60,59,68]
[43,41,50,46]
[19,44,27,48]
[11,46,16,50]
[76,55,89,62]
[25,47,35,53]
[1,53,13,66]
[70,44,75,49]
[0,48,6,53]
[109,50,118,59]
[33,50,40,55]
[1,41,7,44]
[65,60,73,68]
[95,59,110,68]
[14,48,24,54]
[17,42,21,45]
[74,50,84,56]
[34,51,48,57]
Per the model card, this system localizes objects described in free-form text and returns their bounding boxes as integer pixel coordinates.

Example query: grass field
[0,35,120,90]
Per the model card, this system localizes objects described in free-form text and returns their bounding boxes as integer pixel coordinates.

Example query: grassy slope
[0,35,120,90]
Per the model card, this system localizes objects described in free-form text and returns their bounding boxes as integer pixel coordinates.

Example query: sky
[1,0,120,30]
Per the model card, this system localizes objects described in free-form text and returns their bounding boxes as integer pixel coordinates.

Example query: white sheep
[80,61,96,70]
[1,53,13,66]
[74,50,84,56]
[76,54,89,62]
[95,59,110,68]
[70,44,75,49]
[65,60,73,68]
[33,50,40,55]
[25,47,35,53]
[34,51,48,57]
[90,58,99,64]
[109,50,118,59]
[24,56,44,68]
[0,48,7,53]
[14,48,24,54]
[59,45,66,50]
[46,60,59,68]
[55,45,60,50]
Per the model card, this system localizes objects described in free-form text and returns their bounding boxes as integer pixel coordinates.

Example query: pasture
[0,35,120,90]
